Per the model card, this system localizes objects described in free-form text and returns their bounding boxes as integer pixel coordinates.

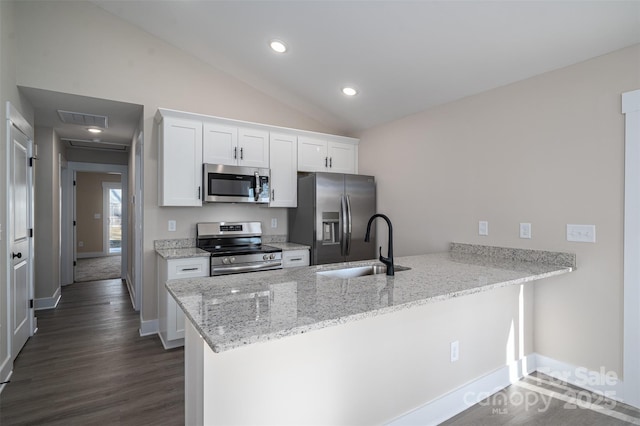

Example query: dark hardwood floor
[442,371,640,426]
[0,279,184,426]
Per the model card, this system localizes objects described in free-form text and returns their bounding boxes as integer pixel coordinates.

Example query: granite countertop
[166,243,575,353]
[156,247,210,260]
[268,242,310,251]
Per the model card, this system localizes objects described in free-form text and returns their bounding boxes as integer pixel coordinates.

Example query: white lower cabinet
[282,249,310,268]
[158,256,209,349]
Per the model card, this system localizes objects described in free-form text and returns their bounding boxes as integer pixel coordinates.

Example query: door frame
[623,89,640,408]
[62,162,128,284]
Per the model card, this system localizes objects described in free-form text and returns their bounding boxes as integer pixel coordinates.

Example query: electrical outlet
[451,340,459,362]
[567,224,596,243]
[520,223,532,239]
[78,241,84,248]
[478,221,488,236]
[168,220,177,232]
[271,218,277,228]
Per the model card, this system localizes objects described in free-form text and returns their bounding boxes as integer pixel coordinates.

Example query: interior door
[9,122,34,360]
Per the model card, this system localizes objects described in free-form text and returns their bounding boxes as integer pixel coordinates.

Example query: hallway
[0,279,184,425]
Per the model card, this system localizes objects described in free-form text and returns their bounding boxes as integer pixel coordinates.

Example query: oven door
[211,253,283,276]
[203,164,270,203]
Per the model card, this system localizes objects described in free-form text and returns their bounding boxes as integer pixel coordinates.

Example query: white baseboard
[124,274,137,311]
[139,319,158,337]
[390,354,537,425]
[389,353,632,425]
[158,333,184,350]
[34,286,61,310]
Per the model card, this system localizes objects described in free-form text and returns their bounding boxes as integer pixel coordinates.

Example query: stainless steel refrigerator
[288,172,376,265]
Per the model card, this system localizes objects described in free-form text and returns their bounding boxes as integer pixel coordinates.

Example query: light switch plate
[520,223,532,239]
[479,221,488,236]
[567,224,596,243]
[168,220,177,232]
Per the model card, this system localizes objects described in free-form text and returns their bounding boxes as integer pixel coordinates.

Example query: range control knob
[230,257,236,264]
[222,257,230,265]
[263,254,269,261]
[269,253,276,260]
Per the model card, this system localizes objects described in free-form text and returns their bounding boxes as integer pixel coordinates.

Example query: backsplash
[450,242,576,269]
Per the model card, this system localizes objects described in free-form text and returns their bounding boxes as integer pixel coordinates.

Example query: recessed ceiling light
[87,128,103,134]
[269,39,287,53]
[342,87,358,96]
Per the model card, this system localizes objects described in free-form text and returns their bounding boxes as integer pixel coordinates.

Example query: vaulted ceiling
[92,0,640,135]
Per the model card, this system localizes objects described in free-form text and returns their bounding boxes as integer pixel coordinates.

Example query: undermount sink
[317,264,411,279]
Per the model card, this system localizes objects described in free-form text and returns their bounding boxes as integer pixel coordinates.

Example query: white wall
[0,0,35,385]
[358,44,640,378]
[12,0,341,324]
[33,126,64,301]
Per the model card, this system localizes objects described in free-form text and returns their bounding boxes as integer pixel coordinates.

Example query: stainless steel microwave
[203,164,270,204]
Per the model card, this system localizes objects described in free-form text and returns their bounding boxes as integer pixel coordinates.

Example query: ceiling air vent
[57,110,108,128]
[66,139,128,151]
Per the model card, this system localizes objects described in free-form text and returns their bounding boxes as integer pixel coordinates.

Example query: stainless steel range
[196,222,283,276]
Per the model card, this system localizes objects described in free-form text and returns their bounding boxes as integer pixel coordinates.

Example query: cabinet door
[203,122,238,166]
[298,136,328,172]
[269,133,297,207]
[159,117,202,206]
[238,128,269,168]
[328,141,357,174]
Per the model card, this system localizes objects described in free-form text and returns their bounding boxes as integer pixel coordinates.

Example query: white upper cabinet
[269,133,298,207]
[203,122,269,168]
[298,136,328,172]
[203,123,237,165]
[298,136,357,174]
[238,128,270,168]
[327,141,356,174]
[158,116,203,206]
[156,108,359,207]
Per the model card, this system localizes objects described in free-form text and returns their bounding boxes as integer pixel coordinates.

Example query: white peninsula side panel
[188,283,533,425]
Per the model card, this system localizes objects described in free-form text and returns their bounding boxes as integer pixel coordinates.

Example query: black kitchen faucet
[364,213,394,276]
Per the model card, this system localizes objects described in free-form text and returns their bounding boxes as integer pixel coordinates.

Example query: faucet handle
[378,246,389,264]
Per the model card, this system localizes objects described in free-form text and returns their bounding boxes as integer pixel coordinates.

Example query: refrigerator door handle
[340,195,348,256]
[345,194,352,256]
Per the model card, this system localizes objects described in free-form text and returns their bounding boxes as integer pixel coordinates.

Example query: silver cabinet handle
[329,157,332,168]
[180,267,199,272]
[234,146,237,159]
[325,157,328,168]
[240,147,244,160]
[197,186,201,199]
[271,189,275,201]
[289,257,302,262]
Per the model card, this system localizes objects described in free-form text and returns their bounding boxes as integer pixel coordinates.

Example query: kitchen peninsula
[166,243,575,425]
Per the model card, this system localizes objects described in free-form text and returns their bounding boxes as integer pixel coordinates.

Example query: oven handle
[212,262,282,275]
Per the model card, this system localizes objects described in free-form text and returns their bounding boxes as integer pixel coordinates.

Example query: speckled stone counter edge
[450,242,576,269]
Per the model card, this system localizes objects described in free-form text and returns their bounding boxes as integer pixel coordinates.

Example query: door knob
[12,252,22,259]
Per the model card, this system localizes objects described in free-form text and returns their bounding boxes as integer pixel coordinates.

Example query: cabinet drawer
[282,250,309,268]
[167,257,209,280]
